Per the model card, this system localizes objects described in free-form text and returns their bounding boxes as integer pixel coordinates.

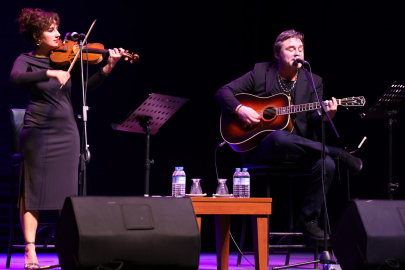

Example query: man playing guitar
[215,29,362,240]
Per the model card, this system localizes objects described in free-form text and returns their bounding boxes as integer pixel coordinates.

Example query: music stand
[360,81,405,199]
[112,93,189,197]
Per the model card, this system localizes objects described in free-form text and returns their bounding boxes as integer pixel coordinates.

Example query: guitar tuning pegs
[124,57,129,61]
[130,60,133,64]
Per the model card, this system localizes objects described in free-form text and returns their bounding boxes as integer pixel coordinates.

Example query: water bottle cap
[175,167,179,170]
[236,168,241,171]
[242,168,248,171]
[178,167,184,170]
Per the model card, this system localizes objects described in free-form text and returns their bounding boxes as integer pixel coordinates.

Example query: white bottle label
[178,176,186,184]
[233,177,240,185]
[242,178,250,185]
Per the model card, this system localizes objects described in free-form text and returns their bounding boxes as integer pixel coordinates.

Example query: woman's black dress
[10,53,108,210]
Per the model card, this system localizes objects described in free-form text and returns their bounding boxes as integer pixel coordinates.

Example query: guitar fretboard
[276,100,342,115]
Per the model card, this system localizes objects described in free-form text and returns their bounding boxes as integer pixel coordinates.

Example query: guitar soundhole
[263,107,276,120]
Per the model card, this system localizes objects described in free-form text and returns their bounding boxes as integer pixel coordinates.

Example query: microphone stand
[45,35,89,270]
[77,37,90,196]
[303,64,339,268]
[272,64,339,270]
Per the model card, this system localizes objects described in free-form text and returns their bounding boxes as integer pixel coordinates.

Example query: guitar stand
[360,81,405,199]
[112,93,188,196]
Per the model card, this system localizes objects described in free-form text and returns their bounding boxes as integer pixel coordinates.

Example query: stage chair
[6,109,57,268]
[237,154,320,269]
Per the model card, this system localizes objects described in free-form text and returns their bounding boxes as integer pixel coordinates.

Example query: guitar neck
[277,99,343,115]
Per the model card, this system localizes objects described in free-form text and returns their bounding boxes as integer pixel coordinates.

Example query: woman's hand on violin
[103,48,125,74]
[46,70,70,86]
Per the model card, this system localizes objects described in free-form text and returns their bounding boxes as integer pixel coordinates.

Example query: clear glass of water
[190,179,203,194]
[216,179,229,195]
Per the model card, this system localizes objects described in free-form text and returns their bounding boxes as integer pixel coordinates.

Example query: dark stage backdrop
[1,0,404,252]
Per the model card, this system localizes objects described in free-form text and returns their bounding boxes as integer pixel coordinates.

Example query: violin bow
[60,19,96,89]
[67,19,97,73]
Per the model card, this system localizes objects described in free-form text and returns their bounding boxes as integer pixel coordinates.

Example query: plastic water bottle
[175,167,186,197]
[233,168,241,198]
[172,167,179,197]
[241,168,250,198]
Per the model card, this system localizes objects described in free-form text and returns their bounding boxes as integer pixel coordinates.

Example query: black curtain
[1,0,404,251]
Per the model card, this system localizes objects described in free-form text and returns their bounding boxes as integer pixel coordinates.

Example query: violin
[50,39,139,67]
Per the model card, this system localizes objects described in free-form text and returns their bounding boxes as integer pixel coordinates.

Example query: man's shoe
[337,149,363,174]
[297,214,329,240]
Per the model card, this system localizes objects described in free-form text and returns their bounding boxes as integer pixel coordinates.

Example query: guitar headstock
[340,96,366,107]
[123,50,139,64]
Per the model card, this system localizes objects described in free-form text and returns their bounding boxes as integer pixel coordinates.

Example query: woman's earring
[36,40,40,46]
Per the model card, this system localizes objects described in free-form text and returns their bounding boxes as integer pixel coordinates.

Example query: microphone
[293,56,309,65]
[64,32,86,41]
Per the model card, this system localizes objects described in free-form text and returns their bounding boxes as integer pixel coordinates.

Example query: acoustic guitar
[220,93,366,152]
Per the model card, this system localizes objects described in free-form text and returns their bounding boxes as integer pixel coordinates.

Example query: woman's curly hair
[16,8,60,45]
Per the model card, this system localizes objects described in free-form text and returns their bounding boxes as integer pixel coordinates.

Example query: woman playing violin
[10,8,124,269]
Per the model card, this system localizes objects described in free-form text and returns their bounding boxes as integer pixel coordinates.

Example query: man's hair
[273,29,304,56]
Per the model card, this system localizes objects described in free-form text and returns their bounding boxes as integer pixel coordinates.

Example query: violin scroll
[123,50,139,64]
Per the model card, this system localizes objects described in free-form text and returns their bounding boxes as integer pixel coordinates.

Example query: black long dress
[10,53,108,210]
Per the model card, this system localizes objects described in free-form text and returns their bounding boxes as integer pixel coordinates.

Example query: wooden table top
[190,197,272,215]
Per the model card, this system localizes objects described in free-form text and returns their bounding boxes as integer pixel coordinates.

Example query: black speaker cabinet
[331,200,405,270]
[55,196,201,270]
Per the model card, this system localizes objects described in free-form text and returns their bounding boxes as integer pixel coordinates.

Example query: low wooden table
[191,197,272,270]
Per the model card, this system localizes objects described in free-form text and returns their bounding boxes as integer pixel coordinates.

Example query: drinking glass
[216,179,229,195]
[190,179,203,194]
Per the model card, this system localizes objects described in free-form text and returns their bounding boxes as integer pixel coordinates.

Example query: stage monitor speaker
[331,200,405,270]
[55,196,200,270]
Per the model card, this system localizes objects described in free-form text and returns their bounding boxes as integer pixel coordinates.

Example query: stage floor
[0,252,321,270]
